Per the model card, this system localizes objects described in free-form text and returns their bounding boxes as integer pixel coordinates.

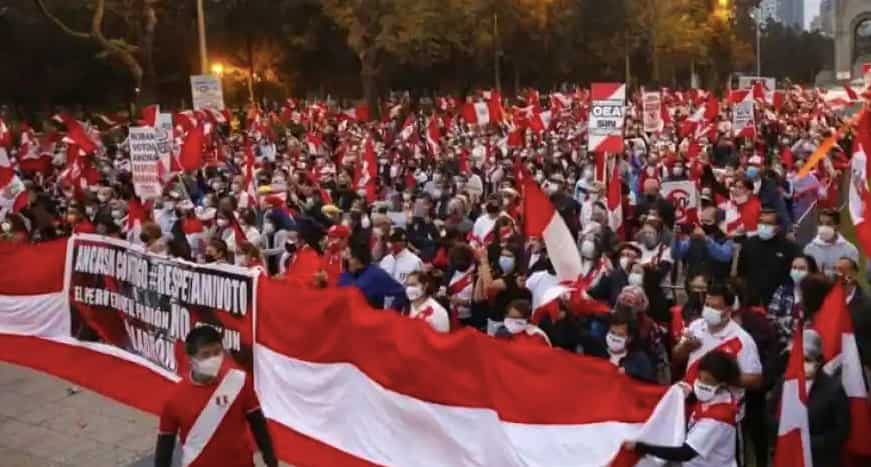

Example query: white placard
[129,126,161,199]
[190,74,225,111]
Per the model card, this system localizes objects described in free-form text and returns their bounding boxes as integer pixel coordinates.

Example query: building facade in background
[833,0,871,80]
[777,0,805,30]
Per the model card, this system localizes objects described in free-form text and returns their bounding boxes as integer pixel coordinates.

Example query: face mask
[263,222,275,234]
[606,332,627,354]
[503,318,527,334]
[192,353,223,378]
[702,223,718,235]
[693,379,718,402]
[804,361,818,379]
[790,268,808,284]
[164,201,176,211]
[111,209,123,219]
[757,224,776,240]
[672,167,684,176]
[702,305,724,327]
[406,285,424,301]
[498,255,515,274]
[97,194,111,203]
[817,225,835,242]
[581,240,597,259]
[746,166,760,179]
[237,255,249,266]
[433,189,443,199]
[204,254,216,263]
[733,193,749,204]
[628,272,644,287]
[285,242,297,254]
[486,203,500,214]
[231,184,242,192]
[619,256,631,271]
[216,219,229,228]
[85,207,96,217]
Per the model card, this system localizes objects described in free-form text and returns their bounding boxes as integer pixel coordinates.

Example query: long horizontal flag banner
[0,236,683,467]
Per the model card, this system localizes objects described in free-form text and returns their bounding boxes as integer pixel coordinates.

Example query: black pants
[742,389,768,467]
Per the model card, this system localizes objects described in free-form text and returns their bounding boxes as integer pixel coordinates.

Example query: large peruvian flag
[0,238,691,467]
[462,99,503,126]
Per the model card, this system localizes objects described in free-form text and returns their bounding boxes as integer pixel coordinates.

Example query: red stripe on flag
[0,238,67,294]
[255,278,665,425]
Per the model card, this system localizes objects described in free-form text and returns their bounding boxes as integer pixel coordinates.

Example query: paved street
[0,362,283,467]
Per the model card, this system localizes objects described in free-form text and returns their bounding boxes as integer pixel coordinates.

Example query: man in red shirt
[155,327,277,467]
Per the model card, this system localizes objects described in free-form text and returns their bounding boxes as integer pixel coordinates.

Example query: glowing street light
[211,63,225,77]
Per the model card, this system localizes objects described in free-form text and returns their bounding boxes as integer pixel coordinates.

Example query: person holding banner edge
[155,326,278,467]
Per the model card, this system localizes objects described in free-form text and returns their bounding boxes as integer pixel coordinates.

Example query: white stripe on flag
[542,211,582,282]
[182,368,247,467]
[0,292,69,337]
[254,343,663,467]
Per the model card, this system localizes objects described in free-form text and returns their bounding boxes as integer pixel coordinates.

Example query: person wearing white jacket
[803,209,859,278]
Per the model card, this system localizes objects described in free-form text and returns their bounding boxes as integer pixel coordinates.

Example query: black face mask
[139,233,150,244]
[486,203,499,214]
[285,243,297,254]
[702,224,718,235]
[204,254,216,263]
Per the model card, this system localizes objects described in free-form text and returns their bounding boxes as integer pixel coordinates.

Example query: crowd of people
[1,84,871,466]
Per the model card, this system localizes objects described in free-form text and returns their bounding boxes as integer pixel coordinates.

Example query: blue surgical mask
[746,166,760,179]
[498,256,516,274]
[758,224,776,240]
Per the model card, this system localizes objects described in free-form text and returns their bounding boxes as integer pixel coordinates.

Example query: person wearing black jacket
[581,306,656,383]
[769,329,850,467]
[737,209,799,306]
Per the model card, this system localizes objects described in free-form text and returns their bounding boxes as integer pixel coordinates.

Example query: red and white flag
[339,105,370,123]
[0,148,28,215]
[462,97,503,126]
[607,162,624,239]
[813,283,871,458]
[520,168,582,282]
[54,114,99,155]
[528,110,552,134]
[398,115,417,142]
[0,118,11,148]
[354,137,377,203]
[847,108,871,259]
[773,329,813,467]
[425,117,442,156]
[0,241,690,467]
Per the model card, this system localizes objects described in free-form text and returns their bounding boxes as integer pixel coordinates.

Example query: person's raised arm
[246,409,278,467]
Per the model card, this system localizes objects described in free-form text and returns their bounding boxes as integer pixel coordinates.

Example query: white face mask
[164,201,176,211]
[628,272,644,287]
[262,222,275,234]
[606,332,627,354]
[702,305,724,327]
[192,353,223,378]
[216,219,229,228]
[503,318,528,334]
[817,225,835,242]
[581,240,597,259]
[406,285,424,301]
[693,379,718,402]
[619,256,631,271]
[499,256,515,274]
[97,194,111,203]
[790,268,808,284]
[757,224,776,240]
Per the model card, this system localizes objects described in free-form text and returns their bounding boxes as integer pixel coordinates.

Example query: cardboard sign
[661,180,698,224]
[129,126,161,199]
[732,100,756,138]
[190,74,225,111]
[588,83,626,153]
[642,92,663,133]
[154,113,173,179]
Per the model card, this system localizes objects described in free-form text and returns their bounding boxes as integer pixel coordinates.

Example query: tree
[32,0,163,105]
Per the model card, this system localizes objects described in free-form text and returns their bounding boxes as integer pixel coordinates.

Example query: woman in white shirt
[405,271,450,333]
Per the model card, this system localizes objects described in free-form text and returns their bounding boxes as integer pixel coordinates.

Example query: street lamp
[211,63,225,77]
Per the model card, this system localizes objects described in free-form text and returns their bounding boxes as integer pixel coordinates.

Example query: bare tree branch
[32,0,91,40]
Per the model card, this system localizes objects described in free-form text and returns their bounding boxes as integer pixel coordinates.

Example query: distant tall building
[778,0,804,30]
[757,0,780,24]
[819,0,835,37]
